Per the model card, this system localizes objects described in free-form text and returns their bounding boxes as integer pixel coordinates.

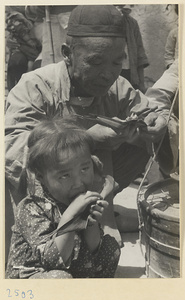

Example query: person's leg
[7,51,28,91]
[112,143,150,192]
[119,69,131,81]
[94,234,121,278]
[69,235,120,278]
[95,150,122,246]
[69,241,96,278]
[112,143,150,233]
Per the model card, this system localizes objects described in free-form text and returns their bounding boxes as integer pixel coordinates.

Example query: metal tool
[74,113,147,131]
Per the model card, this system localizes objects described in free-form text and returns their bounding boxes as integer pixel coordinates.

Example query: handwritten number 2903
[6,289,34,299]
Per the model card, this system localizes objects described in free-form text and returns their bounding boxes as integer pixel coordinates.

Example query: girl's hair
[19,116,95,195]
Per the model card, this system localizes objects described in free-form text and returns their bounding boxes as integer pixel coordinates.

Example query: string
[136,87,179,257]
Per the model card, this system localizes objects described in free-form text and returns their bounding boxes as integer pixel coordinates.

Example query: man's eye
[59,174,70,180]
[81,167,89,173]
[90,59,102,65]
[92,62,101,66]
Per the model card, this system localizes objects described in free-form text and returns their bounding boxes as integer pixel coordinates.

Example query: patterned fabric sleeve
[16,198,76,270]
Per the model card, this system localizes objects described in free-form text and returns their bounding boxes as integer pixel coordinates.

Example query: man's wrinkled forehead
[68,35,125,48]
[67,5,126,38]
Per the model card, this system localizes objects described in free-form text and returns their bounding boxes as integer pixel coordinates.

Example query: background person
[164,4,178,70]
[115,5,149,93]
[6,8,42,91]
[25,5,77,66]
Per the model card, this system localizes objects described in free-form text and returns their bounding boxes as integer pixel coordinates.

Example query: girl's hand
[63,191,103,221]
[88,199,109,224]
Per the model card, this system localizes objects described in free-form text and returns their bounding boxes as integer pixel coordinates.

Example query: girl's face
[40,145,94,205]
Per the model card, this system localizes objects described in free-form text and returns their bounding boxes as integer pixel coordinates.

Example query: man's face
[68,37,126,97]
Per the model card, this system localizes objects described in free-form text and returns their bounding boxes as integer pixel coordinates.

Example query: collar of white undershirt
[69,96,94,107]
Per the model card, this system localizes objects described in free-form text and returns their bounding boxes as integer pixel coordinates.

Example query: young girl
[6,118,120,279]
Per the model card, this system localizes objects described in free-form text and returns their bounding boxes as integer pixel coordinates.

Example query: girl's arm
[56,176,114,257]
[54,213,76,265]
[55,191,105,262]
[55,231,75,265]
[82,222,101,253]
[82,199,108,253]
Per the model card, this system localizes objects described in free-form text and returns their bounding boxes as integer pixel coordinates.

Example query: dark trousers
[7,51,28,91]
[112,143,150,192]
[120,69,139,90]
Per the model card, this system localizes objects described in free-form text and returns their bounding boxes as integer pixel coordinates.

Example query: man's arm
[87,59,178,152]
[5,71,54,189]
[145,59,178,117]
[164,29,177,69]
[90,61,178,173]
[143,60,179,173]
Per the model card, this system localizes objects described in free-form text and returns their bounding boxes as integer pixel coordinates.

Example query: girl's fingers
[90,205,103,214]
[90,200,109,213]
[83,192,103,207]
[96,200,109,208]
[90,210,102,220]
[84,196,103,208]
[85,191,102,198]
[87,215,97,225]
[69,193,105,218]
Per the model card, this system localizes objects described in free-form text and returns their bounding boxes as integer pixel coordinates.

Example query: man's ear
[61,43,71,66]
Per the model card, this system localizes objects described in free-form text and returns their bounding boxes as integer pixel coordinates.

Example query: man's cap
[67,5,126,37]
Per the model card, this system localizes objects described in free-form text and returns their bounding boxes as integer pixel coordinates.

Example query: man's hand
[87,122,139,150]
[139,112,167,142]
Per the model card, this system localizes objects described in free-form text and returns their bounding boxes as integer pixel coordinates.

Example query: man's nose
[99,70,112,82]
